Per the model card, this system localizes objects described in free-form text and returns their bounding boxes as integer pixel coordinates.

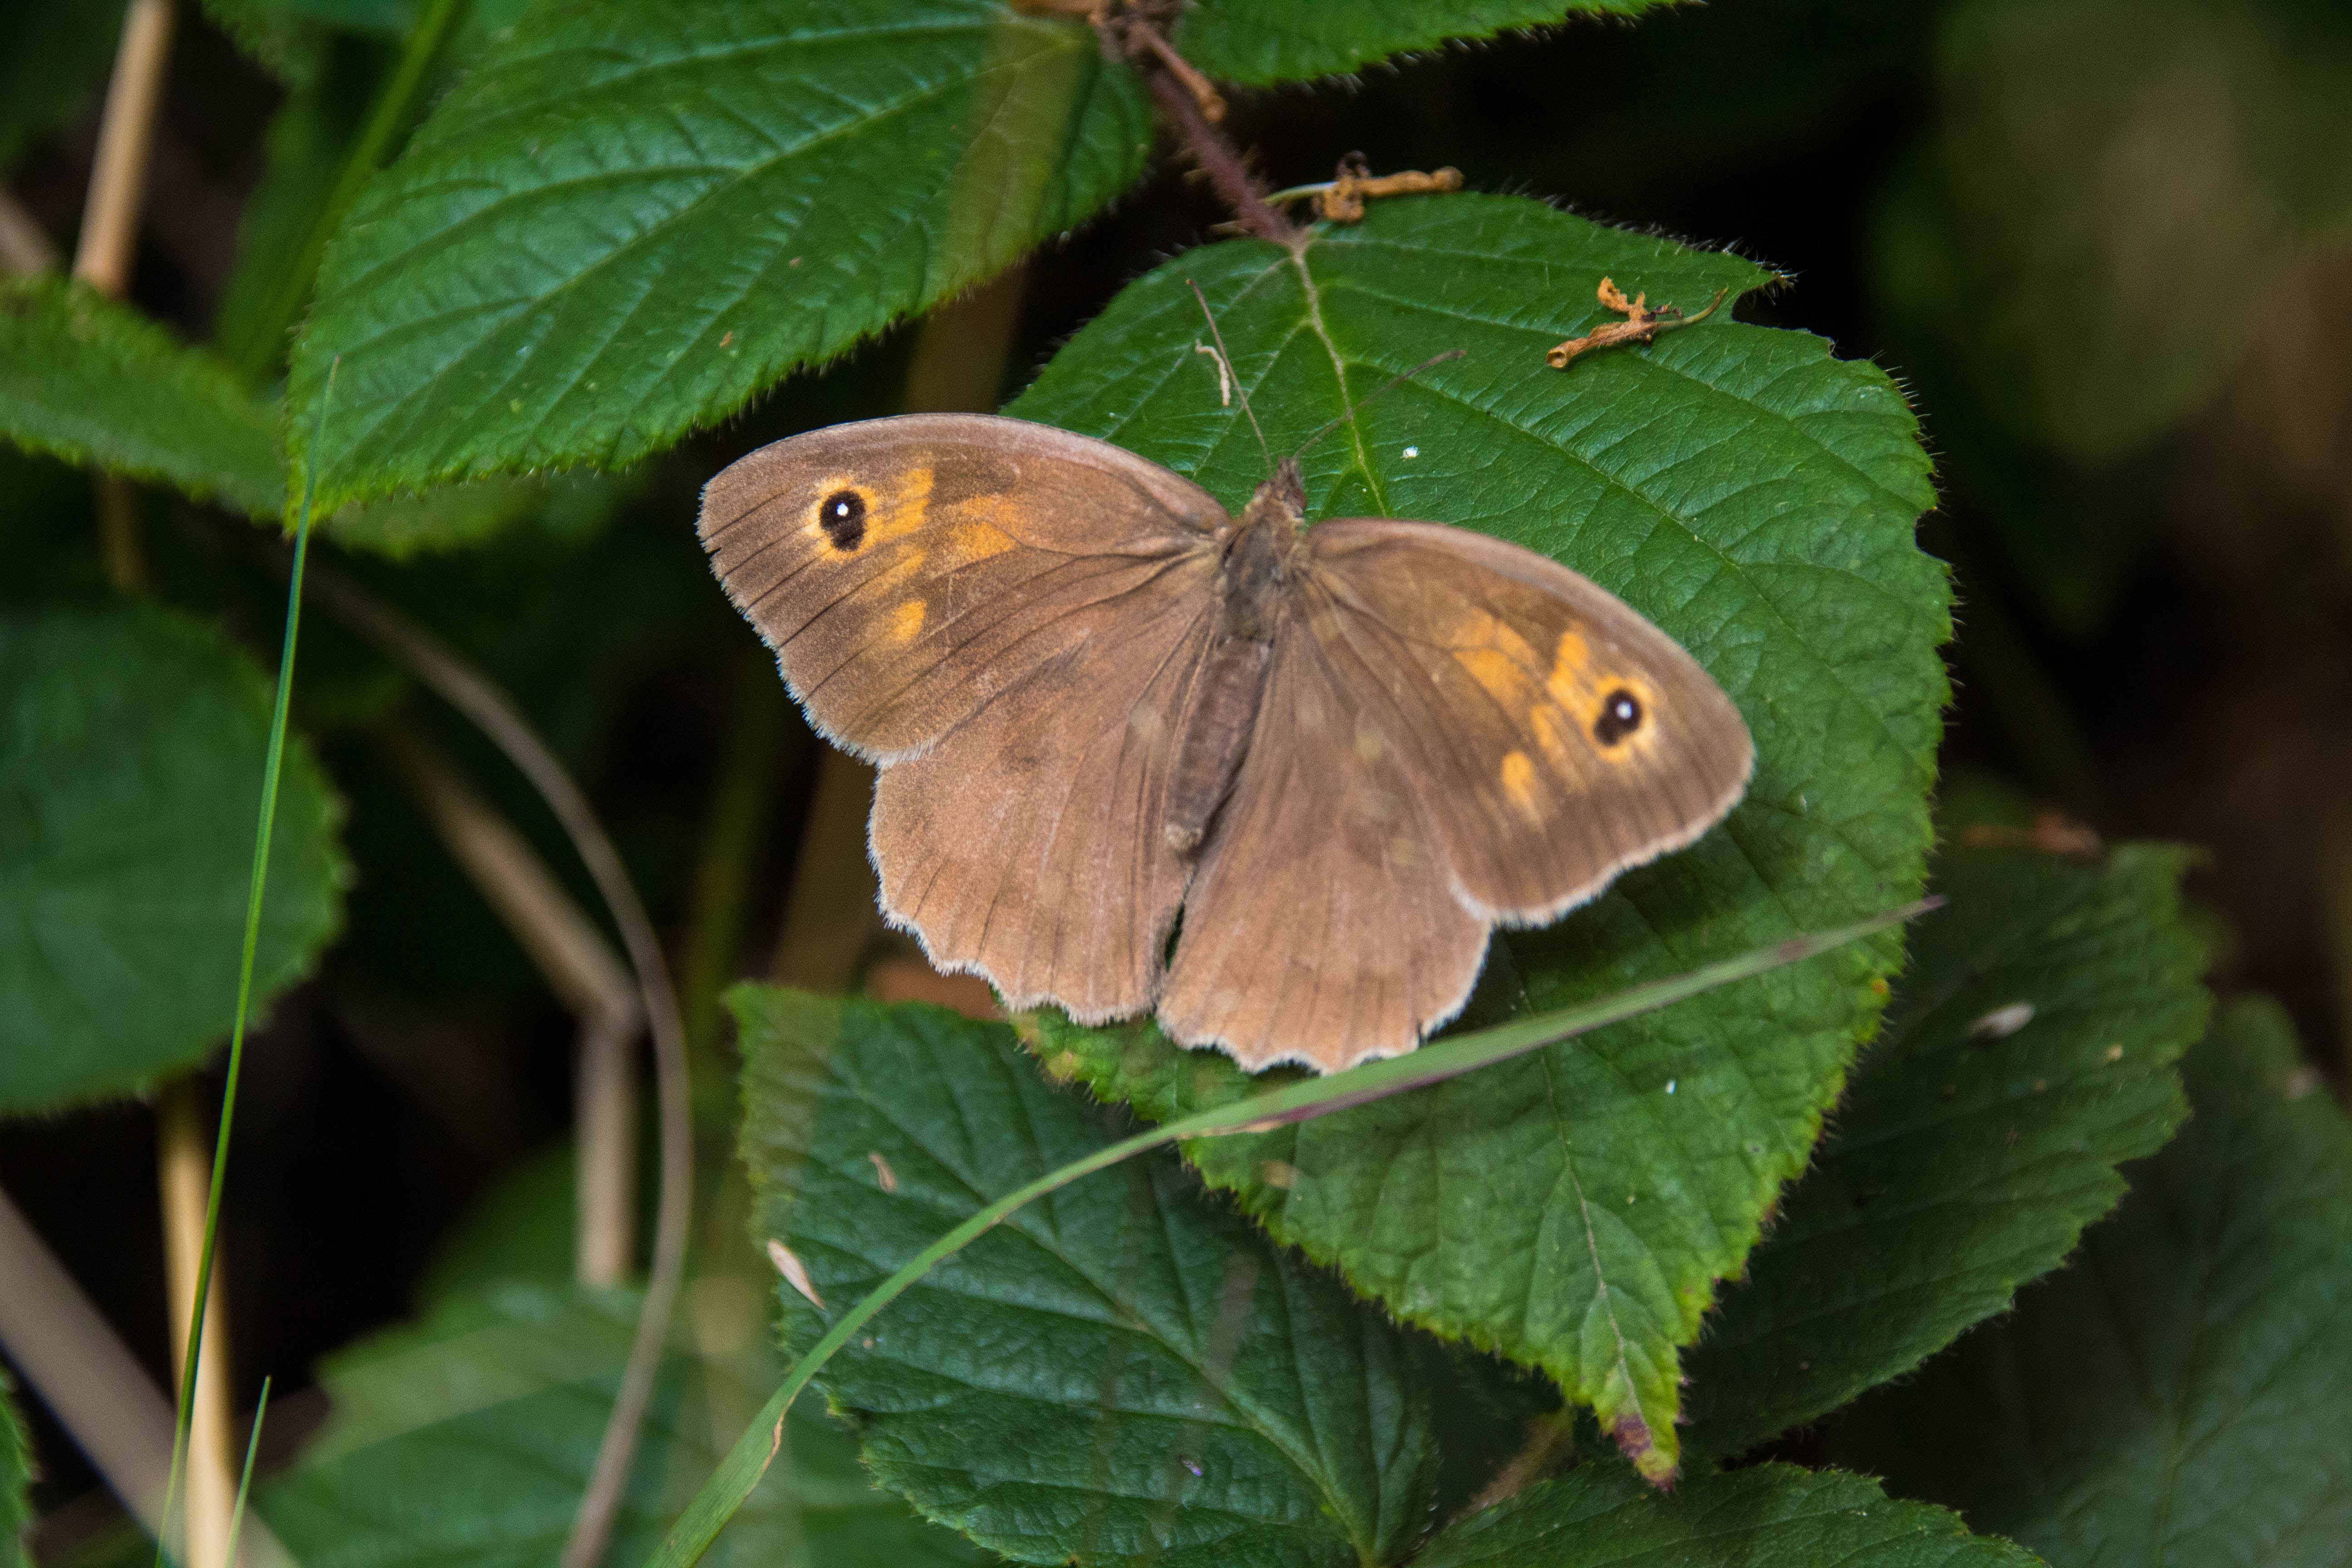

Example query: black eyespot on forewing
[1593,688,1644,747]
[818,489,867,552]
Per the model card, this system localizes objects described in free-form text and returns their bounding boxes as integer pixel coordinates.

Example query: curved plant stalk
[294,563,692,1568]
[645,899,1934,1568]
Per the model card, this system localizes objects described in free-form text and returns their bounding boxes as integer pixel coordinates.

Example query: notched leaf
[1010,191,1944,1485]
[734,987,1443,1567]
[289,0,1156,512]
[1837,999,2352,1568]
[1683,843,2208,1459]
[0,607,347,1114]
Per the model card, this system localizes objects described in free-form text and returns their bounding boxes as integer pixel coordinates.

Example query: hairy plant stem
[1144,68,1298,246]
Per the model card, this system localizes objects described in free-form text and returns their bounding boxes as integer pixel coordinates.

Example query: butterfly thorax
[1161,468,1307,856]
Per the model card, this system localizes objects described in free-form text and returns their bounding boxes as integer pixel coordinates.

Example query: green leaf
[262,1281,991,1568]
[326,475,563,558]
[0,0,122,171]
[0,1367,29,1568]
[1681,842,2210,1458]
[0,606,347,1113]
[212,32,388,374]
[735,987,1441,1568]
[1413,1461,2039,1568]
[1008,191,1945,1482]
[0,275,284,519]
[414,1142,577,1308]
[1836,997,2352,1567]
[288,0,1155,514]
[1176,2,1663,86]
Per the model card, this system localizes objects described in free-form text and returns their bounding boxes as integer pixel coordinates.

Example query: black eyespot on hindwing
[1593,687,1644,746]
[818,489,867,552]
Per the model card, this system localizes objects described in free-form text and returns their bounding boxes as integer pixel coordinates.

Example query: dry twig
[1272,154,1464,223]
[1547,276,1727,369]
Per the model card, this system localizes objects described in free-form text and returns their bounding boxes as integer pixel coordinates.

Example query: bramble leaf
[1683,842,2209,1457]
[735,988,1441,1568]
[0,0,121,170]
[0,1367,28,1568]
[261,1282,992,1568]
[288,0,1155,513]
[1838,998,2352,1568]
[1413,1461,2039,1568]
[0,607,347,1113]
[1176,2,1664,87]
[1011,191,1945,1482]
[0,275,283,519]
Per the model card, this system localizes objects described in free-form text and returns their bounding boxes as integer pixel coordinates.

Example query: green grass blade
[645,898,1931,1568]
[220,1377,269,1568]
[154,365,334,1568]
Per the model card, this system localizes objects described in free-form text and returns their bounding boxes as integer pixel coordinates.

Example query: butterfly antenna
[1292,348,1466,460]
[1186,279,1272,475]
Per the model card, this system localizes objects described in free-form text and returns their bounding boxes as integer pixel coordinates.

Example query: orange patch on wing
[1535,625,1661,763]
[871,464,935,543]
[947,520,1017,564]
[889,598,926,644]
[1457,647,1528,706]
[1499,750,1541,817]
[1544,628,1595,709]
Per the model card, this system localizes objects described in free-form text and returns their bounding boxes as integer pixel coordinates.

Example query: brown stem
[155,1083,235,1568]
[377,725,644,1286]
[79,0,176,597]
[1144,68,1297,246]
[1129,22,1225,123]
[74,0,173,297]
[0,1188,296,1568]
[0,187,59,274]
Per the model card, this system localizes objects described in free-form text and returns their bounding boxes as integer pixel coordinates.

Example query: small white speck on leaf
[1260,1159,1301,1189]
[766,1239,825,1308]
[1665,1078,1676,1095]
[1970,1001,2036,1039]
[2103,1044,2125,1064]
[868,1151,898,1192]
[2284,1065,2322,1102]
[1402,446,1418,459]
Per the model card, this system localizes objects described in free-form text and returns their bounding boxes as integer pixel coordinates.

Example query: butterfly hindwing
[1159,620,1490,1072]
[872,553,1220,1021]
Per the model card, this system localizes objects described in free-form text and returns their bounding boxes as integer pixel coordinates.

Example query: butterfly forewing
[699,414,1225,760]
[1298,519,1753,923]
[1156,517,1753,1073]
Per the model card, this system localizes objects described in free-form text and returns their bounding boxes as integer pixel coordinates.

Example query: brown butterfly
[700,412,1752,1073]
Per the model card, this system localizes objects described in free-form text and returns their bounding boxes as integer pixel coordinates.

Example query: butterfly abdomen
[1164,636,1271,855]
[1164,509,1294,855]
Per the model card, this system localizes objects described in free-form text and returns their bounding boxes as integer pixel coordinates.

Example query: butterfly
[699,408,1752,1073]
